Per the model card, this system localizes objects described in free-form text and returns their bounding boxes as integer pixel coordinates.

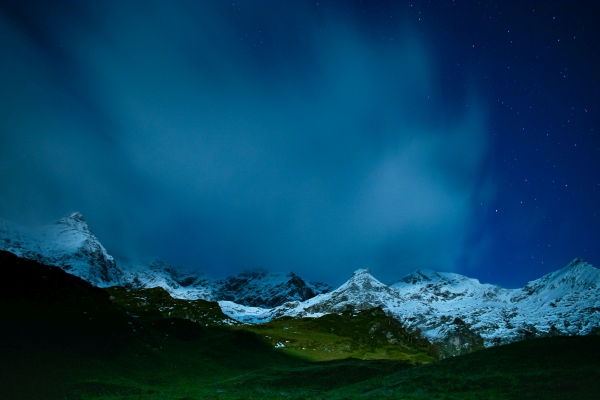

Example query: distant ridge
[223,263,600,358]
[1,212,599,358]
[0,212,120,286]
[0,213,332,306]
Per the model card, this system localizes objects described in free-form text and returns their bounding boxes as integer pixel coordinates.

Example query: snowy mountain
[119,259,216,300]
[388,262,600,349]
[2,212,598,358]
[0,213,331,305]
[218,268,401,323]
[214,269,333,308]
[222,264,600,358]
[119,263,333,307]
[277,268,401,316]
[0,212,121,287]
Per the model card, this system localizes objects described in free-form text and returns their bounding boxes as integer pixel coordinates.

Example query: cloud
[0,2,489,284]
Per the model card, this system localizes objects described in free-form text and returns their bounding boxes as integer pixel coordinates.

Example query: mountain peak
[69,211,85,220]
[565,258,592,270]
[543,258,597,282]
[415,268,438,279]
[60,211,85,223]
[397,268,439,285]
[352,268,372,277]
[276,267,400,318]
[347,268,386,288]
[57,212,92,234]
[0,212,119,286]
[214,269,331,308]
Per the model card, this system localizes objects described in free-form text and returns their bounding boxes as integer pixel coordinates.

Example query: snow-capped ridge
[0,213,333,304]
[343,268,390,291]
[223,261,600,358]
[57,211,89,231]
[398,268,438,284]
[0,212,120,287]
[257,267,402,321]
[2,212,599,359]
[394,268,484,289]
[515,258,599,301]
[214,269,333,308]
[352,268,372,276]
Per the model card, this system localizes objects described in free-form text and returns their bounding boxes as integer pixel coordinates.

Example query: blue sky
[0,1,598,287]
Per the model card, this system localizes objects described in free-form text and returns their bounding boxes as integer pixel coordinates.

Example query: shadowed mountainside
[2,250,600,399]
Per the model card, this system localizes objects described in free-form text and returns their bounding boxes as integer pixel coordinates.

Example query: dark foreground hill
[1,250,599,399]
[3,213,600,359]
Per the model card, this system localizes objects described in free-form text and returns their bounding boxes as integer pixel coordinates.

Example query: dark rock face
[56,213,120,284]
[214,270,332,308]
[434,319,486,359]
[0,212,122,286]
[297,269,401,316]
[0,213,334,305]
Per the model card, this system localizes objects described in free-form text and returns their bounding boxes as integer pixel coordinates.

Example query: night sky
[1,1,598,287]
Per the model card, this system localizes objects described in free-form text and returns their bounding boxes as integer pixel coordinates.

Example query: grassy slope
[3,328,599,399]
[244,311,435,363]
[106,284,436,363]
[333,335,600,399]
[2,250,599,399]
[105,285,241,326]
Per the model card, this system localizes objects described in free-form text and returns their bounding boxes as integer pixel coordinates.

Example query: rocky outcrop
[215,269,333,308]
[2,213,599,359]
[433,317,486,359]
[0,212,121,287]
[0,213,332,304]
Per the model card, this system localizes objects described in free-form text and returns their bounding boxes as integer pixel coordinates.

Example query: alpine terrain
[0,213,332,304]
[1,212,599,359]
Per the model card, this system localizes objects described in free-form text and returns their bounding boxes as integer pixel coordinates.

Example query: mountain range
[0,212,332,308]
[1,212,599,358]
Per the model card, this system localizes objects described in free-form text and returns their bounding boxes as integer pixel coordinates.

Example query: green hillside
[2,250,599,399]
[105,279,435,363]
[244,310,435,362]
[105,285,241,326]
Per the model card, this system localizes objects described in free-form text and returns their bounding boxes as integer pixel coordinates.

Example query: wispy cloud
[0,2,490,284]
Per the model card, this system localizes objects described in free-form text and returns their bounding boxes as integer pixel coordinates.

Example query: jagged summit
[562,258,596,278]
[0,212,120,287]
[0,214,332,305]
[60,211,85,223]
[517,258,599,300]
[342,268,390,292]
[393,269,485,292]
[2,213,599,359]
[215,269,332,308]
[352,268,372,276]
[56,211,91,233]
[54,211,111,249]
[264,267,402,319]
[397,268,439,284]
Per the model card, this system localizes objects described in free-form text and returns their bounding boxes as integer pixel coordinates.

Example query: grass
[244,310,435,363]
[3,331,598,399]
[105,286,241,326]
[106,282,436,363]
[332,335,600,399]
[2,250,600,399]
